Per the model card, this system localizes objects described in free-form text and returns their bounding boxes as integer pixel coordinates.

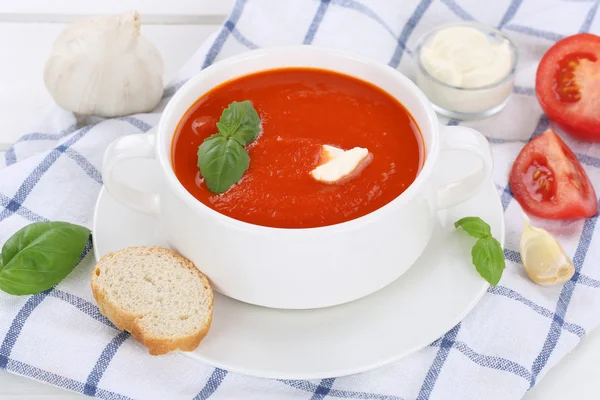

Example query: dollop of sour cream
[311,145,372,184]
[420,26,512,88]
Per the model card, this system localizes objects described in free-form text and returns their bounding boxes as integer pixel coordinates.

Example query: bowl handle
[101,130,160,216]
[436,125,494,210]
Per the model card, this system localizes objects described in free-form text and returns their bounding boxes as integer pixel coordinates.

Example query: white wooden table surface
[0,1,599,399]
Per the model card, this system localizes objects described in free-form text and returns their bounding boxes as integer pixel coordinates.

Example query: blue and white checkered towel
[2,0,600,399]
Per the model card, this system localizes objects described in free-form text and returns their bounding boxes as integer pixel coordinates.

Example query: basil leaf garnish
[197,100,261,194]
[197,134,250,194]
[0,221,90,295]
[454,217,492,239]
[471,236,505,286]
[455,216,505,286]
[216,100,261,145]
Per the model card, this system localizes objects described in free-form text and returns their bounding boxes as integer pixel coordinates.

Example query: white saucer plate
[93,159,504,379]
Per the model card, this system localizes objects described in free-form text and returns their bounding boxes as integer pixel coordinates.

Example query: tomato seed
[553,52,596,103]
[539,177,547,187]
[546,182,551,192]
[533,170,542,180]
[571,178,581,189]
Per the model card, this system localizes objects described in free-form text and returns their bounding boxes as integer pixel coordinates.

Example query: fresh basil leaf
[196,100,261,194]
[216,100,261,145]
[197,134,250,194]
[0,221,90,295]
[471,236,505,286]
[454,216,492,239]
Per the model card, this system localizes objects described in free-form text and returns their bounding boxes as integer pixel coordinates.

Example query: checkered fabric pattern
[1,0,600,399]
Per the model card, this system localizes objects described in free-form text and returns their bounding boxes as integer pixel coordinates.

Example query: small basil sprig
[197,100,261,194]
[455,217,505,286]
[0,221,90,295]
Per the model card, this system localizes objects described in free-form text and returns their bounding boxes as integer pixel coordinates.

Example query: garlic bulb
[44,11,164,118]
[520,217,574,286]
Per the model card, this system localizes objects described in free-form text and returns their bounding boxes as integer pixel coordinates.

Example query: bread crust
[91,247,214,355]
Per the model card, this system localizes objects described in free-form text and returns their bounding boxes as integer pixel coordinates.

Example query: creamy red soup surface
[171,68,425,228]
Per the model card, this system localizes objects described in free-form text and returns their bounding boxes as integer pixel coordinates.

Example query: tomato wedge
[509,129,597,219]
[536,33,600,142]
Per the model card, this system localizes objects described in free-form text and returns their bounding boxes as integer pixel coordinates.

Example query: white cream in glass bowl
[415,22,518,120]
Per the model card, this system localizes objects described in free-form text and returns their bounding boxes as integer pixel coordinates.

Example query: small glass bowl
[414,21,518,120]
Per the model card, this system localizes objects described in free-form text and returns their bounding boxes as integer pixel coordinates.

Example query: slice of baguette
[91,246,213,355]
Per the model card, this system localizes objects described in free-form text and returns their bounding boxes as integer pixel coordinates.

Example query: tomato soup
[172,68,424,228]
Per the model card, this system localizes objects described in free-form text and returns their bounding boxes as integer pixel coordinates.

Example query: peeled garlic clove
[520,217,574,286]
[44,10,164,118]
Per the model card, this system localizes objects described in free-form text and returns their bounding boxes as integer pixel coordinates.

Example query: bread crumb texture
[91,247,213,355]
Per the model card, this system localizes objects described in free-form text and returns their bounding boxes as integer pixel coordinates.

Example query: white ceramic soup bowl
[102,46,493,309]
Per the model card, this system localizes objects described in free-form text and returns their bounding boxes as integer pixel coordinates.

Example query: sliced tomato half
[509,129,597,219]
[536,33,600,142]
